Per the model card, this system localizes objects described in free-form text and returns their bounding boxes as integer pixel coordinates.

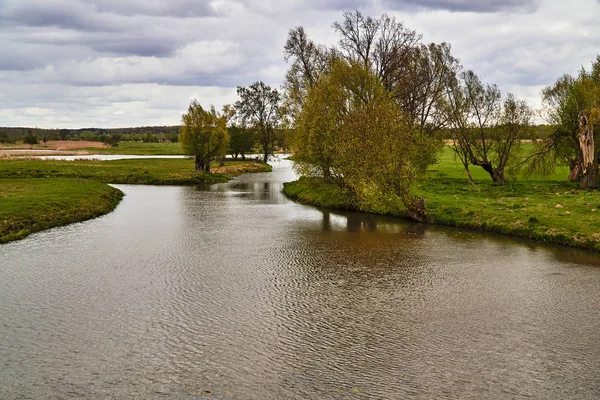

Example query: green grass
[83,142,184,155]
[0,178,123,243]
[0,158,271,185]
[282,177,356,210]
[283,147,600,251]
[0,158,271,243]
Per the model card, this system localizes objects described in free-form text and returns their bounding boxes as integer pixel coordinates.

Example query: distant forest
[0,124,555,146]
[0,126,181,144]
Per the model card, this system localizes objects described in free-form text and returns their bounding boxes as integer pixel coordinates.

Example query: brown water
[1,159,600,399]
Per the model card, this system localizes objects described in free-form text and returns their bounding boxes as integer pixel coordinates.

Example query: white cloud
[0,0,599,127]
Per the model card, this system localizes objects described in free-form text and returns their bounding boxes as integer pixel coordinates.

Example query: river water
[1,159,600,399]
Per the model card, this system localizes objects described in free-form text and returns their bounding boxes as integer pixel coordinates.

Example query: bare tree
[332,11,459,136]
[283,26,329,119]
[446,71,532,183]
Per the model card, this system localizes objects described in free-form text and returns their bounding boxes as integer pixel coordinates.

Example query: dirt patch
[0,141,109,151]
[0,141,109,157]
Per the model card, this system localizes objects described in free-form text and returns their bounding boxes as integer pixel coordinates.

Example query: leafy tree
[332,10,459,137]
[235,82,281,163]
[23,130,38,147]
[228,125,255,160]
[166,132,178,143]
[446,71,532,184]
[80,130,98,142]
[527,56,600,187]
[283,26,330,119]
[180,100,229,172]
[294,60,439,220]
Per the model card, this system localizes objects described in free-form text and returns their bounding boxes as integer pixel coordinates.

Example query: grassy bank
[283,148,600,251]
[0,158,271,243]
[0,178,123,243]
[82,142,184,155]
[0,158,272,185]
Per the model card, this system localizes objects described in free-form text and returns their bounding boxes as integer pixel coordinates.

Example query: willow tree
[283,26,330,120]
[332,10,459,137]
[446,71,532,184]
[294,60,438,220]
[527,56,600,188]
[180,100,229,172]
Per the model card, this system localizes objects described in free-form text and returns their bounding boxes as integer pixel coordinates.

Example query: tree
[332,11,459,137]
[23,130,38,147]
[294,60,439,220]
[527,56,600,188]
[283,26,330,119]
[446,71,532,183]
[235,82,281,163]
[180,100,229,172]
[228,125,255,160]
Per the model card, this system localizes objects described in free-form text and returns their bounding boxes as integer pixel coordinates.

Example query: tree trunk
[578,113,597,188]
[406,196,427,222]
[492,168,506,184]
[322,166,332,182]
[568,158,583,182]
[194,156,203,172]
[470,158,507,184]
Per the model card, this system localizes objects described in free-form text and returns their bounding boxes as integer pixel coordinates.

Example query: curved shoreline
[0,178,124,244]
[0,161,272,244]
[282,177,600,253]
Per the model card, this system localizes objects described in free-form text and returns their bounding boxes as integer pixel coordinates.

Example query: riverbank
[0,158,271,243]
[0,178,123,243]
[0,158,271,185]
[283,151,600,252]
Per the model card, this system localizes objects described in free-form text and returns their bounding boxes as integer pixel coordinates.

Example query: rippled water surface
[1,159,600,399]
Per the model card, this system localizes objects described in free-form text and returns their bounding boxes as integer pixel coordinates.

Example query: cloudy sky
[0,0,599,128]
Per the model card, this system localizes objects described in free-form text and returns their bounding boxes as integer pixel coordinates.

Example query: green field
[284,147,600,251]
[0,158,271,243]
[83,142,184,155]
[0,178,123,243]
[0,158,271,185]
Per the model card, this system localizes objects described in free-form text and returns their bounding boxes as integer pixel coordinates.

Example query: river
[1,159,599,399]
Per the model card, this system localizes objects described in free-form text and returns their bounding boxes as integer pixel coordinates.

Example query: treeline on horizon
[0,124,557,145]
[0,126,181,144]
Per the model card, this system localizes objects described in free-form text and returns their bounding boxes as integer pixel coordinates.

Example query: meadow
[0,178,122,243]
[284,146,600,251]
[0,157,271,243]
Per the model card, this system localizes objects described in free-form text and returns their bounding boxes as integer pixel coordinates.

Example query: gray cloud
[384,0,540,13]
[0,0,599,128]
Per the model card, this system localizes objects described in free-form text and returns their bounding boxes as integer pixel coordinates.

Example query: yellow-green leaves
[180,100,229,172]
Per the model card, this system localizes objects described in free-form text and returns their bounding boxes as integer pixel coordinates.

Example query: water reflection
[1,160,600,399]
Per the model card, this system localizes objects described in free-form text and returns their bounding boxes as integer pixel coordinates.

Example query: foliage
[0,158,270,185]
[332,11,460,136]
[528,55,600,187]
[285,146,600,252]
[446,70,533,183]
[23,130,38,146]
[235,82,282,163]
[293,60,440,220]
[180,100,229,172]
[283,26,330,120]
[228,125,255,159]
